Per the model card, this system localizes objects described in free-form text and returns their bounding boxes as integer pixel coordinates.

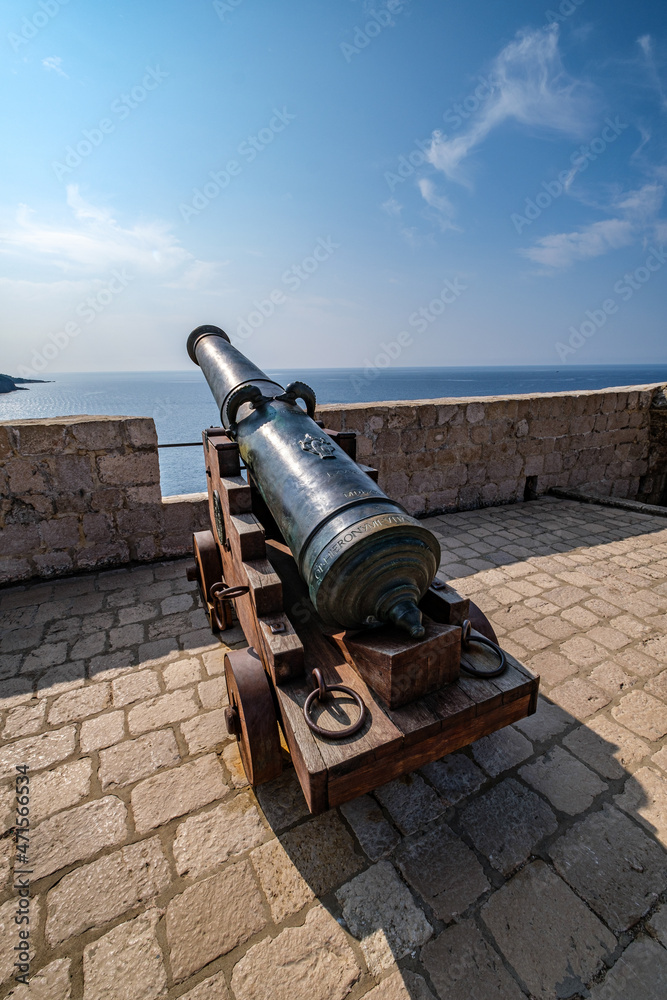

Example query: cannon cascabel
[187,325,440,637]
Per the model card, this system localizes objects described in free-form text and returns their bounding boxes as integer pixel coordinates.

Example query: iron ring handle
[459,619,507,678]
[225,384,272,436]
[209,583,249,631]
[303,668,367,740]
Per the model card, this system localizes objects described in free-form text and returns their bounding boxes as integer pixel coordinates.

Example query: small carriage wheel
[192,530,228,632]
[303,668,368,740]
[224,648,282,786]
[459,619,507,678]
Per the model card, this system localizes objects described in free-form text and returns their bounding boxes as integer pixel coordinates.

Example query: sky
[1,0,666,375]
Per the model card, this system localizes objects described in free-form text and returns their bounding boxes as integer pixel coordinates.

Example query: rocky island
[0,373,50,393]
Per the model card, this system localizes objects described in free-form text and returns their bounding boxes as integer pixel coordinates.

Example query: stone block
[590,938,667,1000]
[167,861,266,981]
[82,908,166,1000]
[30,758,92,824]
[48,683,110,725]
[163,655,200,689]
[2,699,47,739]
[514,696,573,742]
[612,691,667,741]
[471,727,533,777]
[551,804,666,932]
[395,819,489,920]
[230,905,360,1000]
[481,861,616,1000]
[15,420,67,455]
[125,417,158,449]
[420,752,486,805]
[374,772,445,835]
[250,838,315,922]
[550,678,610,718]
[70,418,124,452]
[277,809,363,896]
[32,795,128,880]
[614,766,667,843]
[459,777,557,874]
[45,836,170,944]
[519,746,607,815]
[111,669,160,707]
[53,453,94,492]
[5,957,71,1000]
[339,794,400,861]
[563,717,650,779]
[127,689,198,735]
[80,710,125,752]
[172,792,266,879]
[0,727,76,781]
[198,676,228,709]
[99,729,180,790]
[422,920,525,1000]
[255,768,310,830]
[97,451,160,486]
[131,754,227,832]
[181,709,228,755]
[336,861,432,974]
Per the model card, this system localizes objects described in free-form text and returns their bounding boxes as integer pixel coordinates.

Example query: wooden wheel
[224,648,282,786]
[189,530,232,632]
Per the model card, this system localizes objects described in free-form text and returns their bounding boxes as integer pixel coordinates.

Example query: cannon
[186,325,539,812]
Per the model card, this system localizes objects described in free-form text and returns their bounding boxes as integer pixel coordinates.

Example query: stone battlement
[1,382,666,585]
[0,415,209,586]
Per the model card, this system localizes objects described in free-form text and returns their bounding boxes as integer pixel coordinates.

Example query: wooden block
[329,621,461,710]
[357,463,379,483]
[219,475,252,515]
[419,579,470,625]
[322,428,357,460]
[204,428,241,476]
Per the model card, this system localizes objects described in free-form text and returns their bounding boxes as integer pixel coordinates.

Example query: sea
[2,365,666,497]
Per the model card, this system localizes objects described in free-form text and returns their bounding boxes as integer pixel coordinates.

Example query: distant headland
[0,374,51,394]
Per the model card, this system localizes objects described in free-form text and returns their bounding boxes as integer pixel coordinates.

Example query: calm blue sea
[1,365,666,496]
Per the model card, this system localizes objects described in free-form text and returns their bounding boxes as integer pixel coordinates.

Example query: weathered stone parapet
[317,383,667,516]
[637,387,667,506]
[0,416,208,585]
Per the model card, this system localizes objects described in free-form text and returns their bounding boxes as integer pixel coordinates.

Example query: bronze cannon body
[187,324,440,638]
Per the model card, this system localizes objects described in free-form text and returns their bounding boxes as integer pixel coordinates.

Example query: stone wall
[317,382,667,517]
[2,384,666,585]
[0,416,209,586]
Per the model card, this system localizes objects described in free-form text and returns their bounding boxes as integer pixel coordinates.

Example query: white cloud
[417,179,460,231]
[637,34,667,111]
[42,56,68,78]
[381,197,403,217]
[0,186,226,290]
[521,183,665,270]
[425,26,595,187]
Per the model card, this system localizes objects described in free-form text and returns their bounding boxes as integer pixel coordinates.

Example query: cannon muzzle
[188,325,440,637]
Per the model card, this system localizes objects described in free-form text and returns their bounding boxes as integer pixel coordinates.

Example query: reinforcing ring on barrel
[459,618,507,678]
[209,582,249,631]
[303,667,367,740]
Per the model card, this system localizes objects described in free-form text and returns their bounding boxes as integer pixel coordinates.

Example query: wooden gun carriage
[188,421,539,815]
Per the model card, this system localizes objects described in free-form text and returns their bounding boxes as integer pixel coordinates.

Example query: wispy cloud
[520,183,664,270]
[0,186,226,290]
[381,197,402,217]
[42,56,68,78]
[637,34,667,111]
[425,26,595,187]
[417,178,460,231]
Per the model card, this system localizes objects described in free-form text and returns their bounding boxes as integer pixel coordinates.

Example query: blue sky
[1,0,666,374]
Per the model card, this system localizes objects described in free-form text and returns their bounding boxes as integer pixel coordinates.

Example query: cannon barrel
[187,325,440,638]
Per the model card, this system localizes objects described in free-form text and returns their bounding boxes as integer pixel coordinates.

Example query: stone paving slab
[0,497,666,999]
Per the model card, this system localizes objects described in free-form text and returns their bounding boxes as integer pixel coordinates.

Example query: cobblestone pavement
[0,496,666,1000]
